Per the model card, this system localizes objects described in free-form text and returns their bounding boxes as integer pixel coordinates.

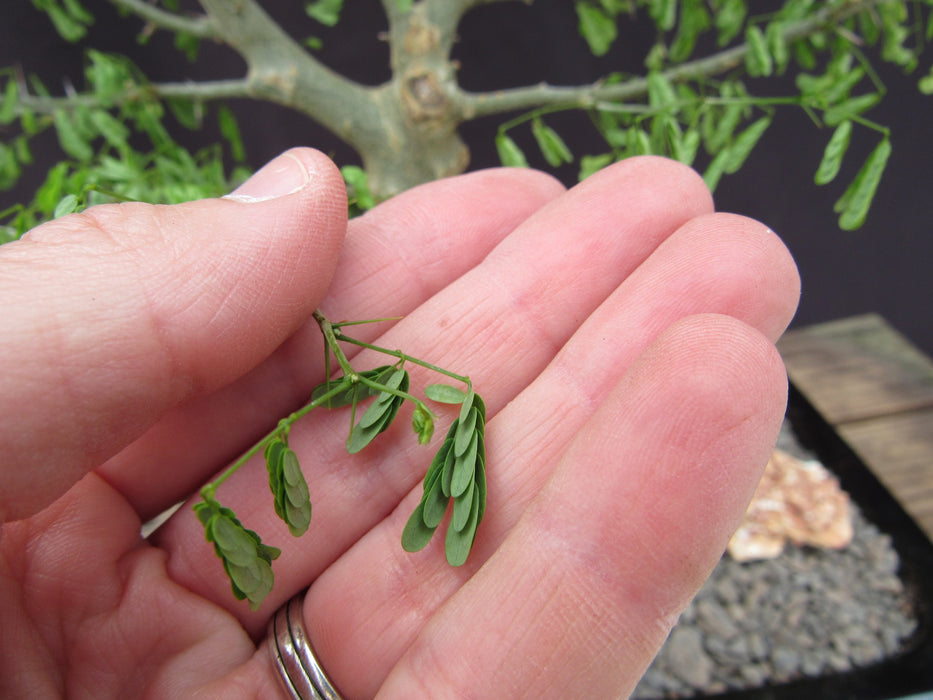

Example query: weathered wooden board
[779,314,933,539]
[778,314,933,424]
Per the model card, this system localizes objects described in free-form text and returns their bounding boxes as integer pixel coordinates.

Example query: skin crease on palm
[0,148,799,699]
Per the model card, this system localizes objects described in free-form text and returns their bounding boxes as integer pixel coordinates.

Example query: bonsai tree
[1,0,931,607]
[2,0,932,235]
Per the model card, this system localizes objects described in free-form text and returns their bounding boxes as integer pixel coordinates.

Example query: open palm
[0,149,798,699]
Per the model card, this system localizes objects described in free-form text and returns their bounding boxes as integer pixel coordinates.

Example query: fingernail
[224,151,312,203]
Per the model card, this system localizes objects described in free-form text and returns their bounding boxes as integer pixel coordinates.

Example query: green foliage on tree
[0,0,931,241]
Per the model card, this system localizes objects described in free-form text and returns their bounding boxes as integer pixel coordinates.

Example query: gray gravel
[631,426,919,698]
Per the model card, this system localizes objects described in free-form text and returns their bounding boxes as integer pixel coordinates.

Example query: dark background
[2,1,931,356]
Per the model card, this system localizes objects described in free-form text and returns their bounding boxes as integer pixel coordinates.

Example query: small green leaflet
[218,106,246,162]
[531,118,573,167]
[714,0,747,47]
[578,154,613,180]
[835,137,891,231]
[0,79,17,125]
[425,383,467,404]
[575,2,618,57]
[496,132,529,168]
[53,110,93,162]
[745,26,773,77]
[814,120,852,185]
[305,0,343,26]
[53,194,79,218]
[722,116,772,174]
[823,93,881,127]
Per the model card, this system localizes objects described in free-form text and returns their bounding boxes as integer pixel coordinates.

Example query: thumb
[0,148,347,523]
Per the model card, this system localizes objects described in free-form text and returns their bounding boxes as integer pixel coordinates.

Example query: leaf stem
[336,333,471,390]
[201,379,353,496]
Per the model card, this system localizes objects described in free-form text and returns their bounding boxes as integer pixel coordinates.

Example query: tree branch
[190,0,392,154]
[14,78,254,115]
[108,0,217,39]
[455,0,890,119]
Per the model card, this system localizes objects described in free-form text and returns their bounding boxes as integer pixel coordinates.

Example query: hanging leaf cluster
[265,437,312,537]
[403,388,487,566]
[195,497,281,610]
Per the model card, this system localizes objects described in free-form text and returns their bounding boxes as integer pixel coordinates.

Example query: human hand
[0,148,799,698]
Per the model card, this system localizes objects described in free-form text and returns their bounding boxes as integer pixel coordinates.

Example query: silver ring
[269,592,344,700]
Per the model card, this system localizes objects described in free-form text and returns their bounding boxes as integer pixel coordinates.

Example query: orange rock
[728,448,853,562]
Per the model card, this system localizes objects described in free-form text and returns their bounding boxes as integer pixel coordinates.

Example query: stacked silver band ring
[269,592,344,700]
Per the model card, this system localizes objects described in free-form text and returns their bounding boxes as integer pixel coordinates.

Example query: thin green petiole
[357,373,436,420]
[335,333,472,390]
[200,379,353,498]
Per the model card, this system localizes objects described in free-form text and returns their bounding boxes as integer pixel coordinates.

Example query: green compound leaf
[714,0,747,46]
[814,120,852,185]
[673,129,701,167]
[196,498,280,610]
[823,93,881,127]
[53,109,94,162]
[532,117,573,167]
[265,440,312,536]
[836,137,891,231]
[669,0,710,63]
[496,132,530,168]
[722,116,772,175]
[647,72,677,109]
[347,368,409,453]
[402,392,488,566]
[575,2,618,57]
[649,0,677,32]
[281,449,311,536]
[305,0,343,26]
[703,149,730,192]
[0,79,19,125]
[765,21,790,74]
[745,26,773,77]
